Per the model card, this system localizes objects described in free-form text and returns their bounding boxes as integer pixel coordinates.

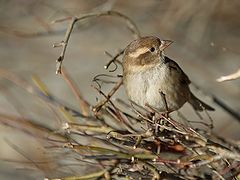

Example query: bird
[122,36,214,113]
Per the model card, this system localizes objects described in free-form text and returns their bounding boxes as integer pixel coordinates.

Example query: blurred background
[0,0,239,179]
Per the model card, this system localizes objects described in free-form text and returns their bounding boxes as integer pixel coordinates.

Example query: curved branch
[53,10,141,74]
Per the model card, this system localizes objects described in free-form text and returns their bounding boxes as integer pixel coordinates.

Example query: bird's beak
[159,40,173,51]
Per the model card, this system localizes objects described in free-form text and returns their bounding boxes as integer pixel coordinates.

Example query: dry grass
[0,64,239,179]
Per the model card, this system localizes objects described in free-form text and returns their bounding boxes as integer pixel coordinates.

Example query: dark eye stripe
[138,51,151,59]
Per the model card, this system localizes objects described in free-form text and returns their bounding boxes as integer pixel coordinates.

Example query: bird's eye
[150,47,155,52]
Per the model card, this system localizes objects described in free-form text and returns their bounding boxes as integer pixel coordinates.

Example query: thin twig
[160,91,169,112]
[212,95,240,122]
[61,68,90,116]
[92,79,123,113]
[54,17,77,74]
[4,138,42,170]
[217,68,240,82]
[92,85,136,133]
[191,83,240,123]
[54,11,141,74]
[104,49,124,71]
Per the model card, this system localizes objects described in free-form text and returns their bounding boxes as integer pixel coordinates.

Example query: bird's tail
[189,93,215,111]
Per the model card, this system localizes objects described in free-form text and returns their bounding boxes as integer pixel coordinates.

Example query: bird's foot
[161,111,170,118]
[146,111,155,120]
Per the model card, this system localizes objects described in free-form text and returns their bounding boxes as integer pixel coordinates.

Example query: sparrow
[122,36,214,113]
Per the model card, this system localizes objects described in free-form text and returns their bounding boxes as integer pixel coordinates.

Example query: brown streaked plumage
[122,36,214,112]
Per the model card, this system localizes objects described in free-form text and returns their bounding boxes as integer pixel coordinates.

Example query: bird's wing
[164,56,191,85]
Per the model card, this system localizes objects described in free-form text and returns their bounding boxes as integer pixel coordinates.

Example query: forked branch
[53,11,141,74]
